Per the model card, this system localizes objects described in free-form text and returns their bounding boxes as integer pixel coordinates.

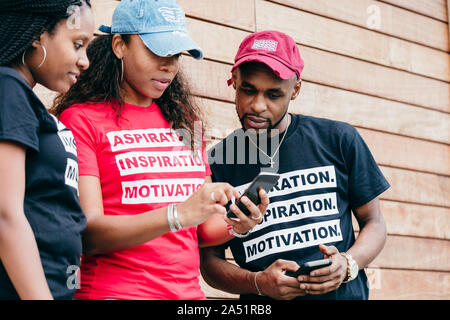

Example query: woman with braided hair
[0,0,94,299]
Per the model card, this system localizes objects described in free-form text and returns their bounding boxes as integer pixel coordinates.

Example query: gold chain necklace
[248,116,290,168]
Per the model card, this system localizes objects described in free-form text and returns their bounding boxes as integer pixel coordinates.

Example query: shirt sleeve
[343,125,390,209]
[59,107,100,177]
[0,75,39,151]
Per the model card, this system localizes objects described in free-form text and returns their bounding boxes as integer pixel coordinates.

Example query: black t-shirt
[209,113,390,300]
[0,67,86,299]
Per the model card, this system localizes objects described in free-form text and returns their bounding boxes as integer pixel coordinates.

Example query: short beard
[238,111,287,136]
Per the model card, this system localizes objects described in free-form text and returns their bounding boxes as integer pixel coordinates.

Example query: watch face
[350,262,358,277]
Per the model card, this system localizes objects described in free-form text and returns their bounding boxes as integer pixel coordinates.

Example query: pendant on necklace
[269,158,275,168]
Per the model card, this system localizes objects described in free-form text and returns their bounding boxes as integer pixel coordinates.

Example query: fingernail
[241,196,248,203]
[300,284,306,289]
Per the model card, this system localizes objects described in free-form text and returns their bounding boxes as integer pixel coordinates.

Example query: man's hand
[257,259,307,300]
[297,244,348,295]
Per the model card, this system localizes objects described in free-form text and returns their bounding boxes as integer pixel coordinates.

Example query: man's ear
[291,79,302,100]
[111,34,126,59]
[230,70,239,89]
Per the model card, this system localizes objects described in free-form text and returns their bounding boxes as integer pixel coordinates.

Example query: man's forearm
[348,215,387,269]
[200,247,258,295]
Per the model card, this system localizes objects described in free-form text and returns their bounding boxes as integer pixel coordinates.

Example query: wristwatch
[340,252,358,283]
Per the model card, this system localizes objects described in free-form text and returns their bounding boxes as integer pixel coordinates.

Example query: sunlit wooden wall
[36,0,450,300]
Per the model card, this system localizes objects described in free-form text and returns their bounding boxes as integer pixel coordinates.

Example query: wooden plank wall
[35,0,450,300]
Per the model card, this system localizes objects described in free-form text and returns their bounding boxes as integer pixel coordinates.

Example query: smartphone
[286,258,333,277]
[226,172,280,218]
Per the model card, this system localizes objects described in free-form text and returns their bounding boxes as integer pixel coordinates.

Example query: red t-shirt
[59,101,211,300]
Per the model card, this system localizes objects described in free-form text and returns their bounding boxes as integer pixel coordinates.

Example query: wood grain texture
[299,46,450,113]
[179,0,255,31]
[378,0,448,21]
[352,201,450,241]
[370,235,450,271]
[180,28,450,113]
[380,166,450,207]
[293,82,450,145]
[268,0,449,51]
[92,0,117,31]
[448,0,450,41]
[257,0,450,81]
[357,128,450,176]
[365,200,449,240]
[185,18,248,65]
[368,268,450,300]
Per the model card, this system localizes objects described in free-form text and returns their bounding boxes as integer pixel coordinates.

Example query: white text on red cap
[251,39,278,52]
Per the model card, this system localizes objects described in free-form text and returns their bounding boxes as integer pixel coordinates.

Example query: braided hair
[0,0,91,66]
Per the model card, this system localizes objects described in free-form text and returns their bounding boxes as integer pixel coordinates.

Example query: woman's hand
[177,182,241,228]
[196,186,268,247]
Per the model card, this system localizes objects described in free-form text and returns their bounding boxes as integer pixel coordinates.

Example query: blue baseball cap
[99,0,203,60]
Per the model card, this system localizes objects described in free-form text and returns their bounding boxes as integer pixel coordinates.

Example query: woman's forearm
[82,206,170,255]
[0,213,53,299]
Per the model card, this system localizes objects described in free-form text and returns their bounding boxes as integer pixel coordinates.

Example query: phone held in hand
[226,172,280,219]
[286,258,333,277]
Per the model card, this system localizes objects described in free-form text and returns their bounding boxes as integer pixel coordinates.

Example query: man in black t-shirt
[200,31,390,300]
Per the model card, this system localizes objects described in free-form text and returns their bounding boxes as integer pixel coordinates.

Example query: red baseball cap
[228,30,304,85]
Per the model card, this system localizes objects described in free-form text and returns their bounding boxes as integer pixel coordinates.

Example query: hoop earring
[120,58,124,83]
[22,44,47,69]
[21,50,27,66]
[36,45,47,69]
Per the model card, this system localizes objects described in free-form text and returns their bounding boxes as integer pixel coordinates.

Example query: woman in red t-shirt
[51,0,267,300]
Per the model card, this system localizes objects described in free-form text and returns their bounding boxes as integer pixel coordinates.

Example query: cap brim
[230,54,297,82]
[98,25,112,33]
[139,31,203,60]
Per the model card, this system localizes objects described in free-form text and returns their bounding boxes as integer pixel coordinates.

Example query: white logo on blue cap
[158,7,184,23]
